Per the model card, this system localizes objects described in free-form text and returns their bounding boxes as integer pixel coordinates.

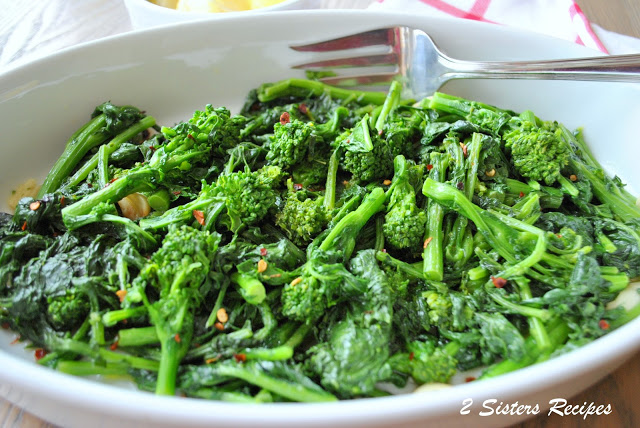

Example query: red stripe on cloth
[418,0,497,23]
[568,2,608,53]
[469,0,491,19]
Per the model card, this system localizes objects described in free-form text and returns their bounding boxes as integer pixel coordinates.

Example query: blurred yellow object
[171,0,285,12]
[250,0,285,8]
[148,0,178,7]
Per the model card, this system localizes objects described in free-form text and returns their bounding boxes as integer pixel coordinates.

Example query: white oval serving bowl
[1,9,639,428]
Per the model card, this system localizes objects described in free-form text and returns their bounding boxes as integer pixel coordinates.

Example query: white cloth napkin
[365,0,640,55]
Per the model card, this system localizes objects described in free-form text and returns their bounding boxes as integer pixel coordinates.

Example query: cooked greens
[2,79,640,401]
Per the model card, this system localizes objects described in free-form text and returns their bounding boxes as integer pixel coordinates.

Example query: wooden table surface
[1,0,639,427]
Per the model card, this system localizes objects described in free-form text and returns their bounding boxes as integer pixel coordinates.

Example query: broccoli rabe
[135,224,221,395]
[3,79,640,404]
[382,155,426,251]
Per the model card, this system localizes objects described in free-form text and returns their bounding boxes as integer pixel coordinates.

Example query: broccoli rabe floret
[267,118,313,169]
[383,155,426,251]
[137,224,221,395]
[389,339,460,385]
[47,289,90,331]
[502,111,569,186]
[140,165,283,233]
[276,189,328,245]
[339,116,394,183]
[216,165,283,232]
[281,188,386,322]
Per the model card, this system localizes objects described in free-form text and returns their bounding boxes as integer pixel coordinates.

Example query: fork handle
[443,53,640,82]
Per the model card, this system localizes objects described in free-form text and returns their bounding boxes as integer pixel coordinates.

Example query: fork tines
[290,27,397,53]
[290,27,401,87]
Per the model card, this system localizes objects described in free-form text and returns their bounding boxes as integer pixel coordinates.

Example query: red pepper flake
[187,133,195,140]
[110,340,119,351]
[556,234,563,238]
[280,111,291,125]
[174,334,182,343]
[378,129,384,136]
[345,139,350,144]
[456,182,464,191]
[34,348,47,361]
[10,335,21,345]
[205,357,218,364]
[234,353,247,363]
[381,248,387,253]
[87,183,93,188]
[426,164,433,171]
[460,142,468,157]
[599,319,610,330]
[29,201,41,211]
[121,319,128,325]
[109,177,117,184]
[172,190,182,196]
[519,191,525,198]
[408,352,415,361]
[465,376,476,383]
[491,276,507,288]
[293,183,304,191]
[423,237,433,249]
[193,210,205,226]
[260,247,268,257]
[21,221,27,231]
[149,146,156,152]
[60,196,66,207]
[298,103,309,115]
[116,289,127,303]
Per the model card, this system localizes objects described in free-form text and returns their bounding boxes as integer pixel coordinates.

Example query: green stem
[319,187,385,258]
[156,336,182,395]
[117,326,160,347]
[374,80,401,132]
[62,167,159,221]
[257,78,387,105]
[215,362,337,402]
[231,272,266,305]
[38,115,108,196]
[323,149,340,212]
[97,144,110,188]
[62,116,156,191]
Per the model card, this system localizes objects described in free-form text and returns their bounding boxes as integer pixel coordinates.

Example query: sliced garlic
[117,193,151,221]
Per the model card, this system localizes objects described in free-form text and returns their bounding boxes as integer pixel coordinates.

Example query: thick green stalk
[214,362,337,402]
[231,272,266,305]
[374,80,402,132]
[117,326,160,347]
[62,167,159,223]
[479,318,569,379]
[319,187,386,258]
[423,153,449,281]
[38,114,108,196]
[64,116,156,189]
[323,149,340,212]
[97,145,109,188]
[257,78,387,105]
[156,335,183,395]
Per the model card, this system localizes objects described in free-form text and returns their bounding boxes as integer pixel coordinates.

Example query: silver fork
[291,27,640,99]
